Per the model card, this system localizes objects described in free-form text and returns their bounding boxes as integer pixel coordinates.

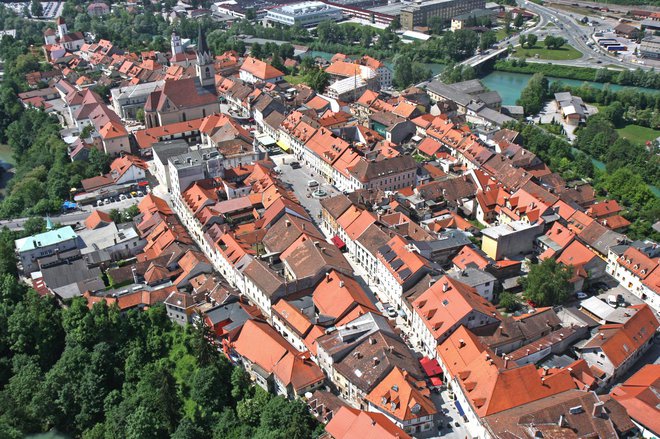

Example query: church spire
[197,24,210,62]
[195,24,214,87]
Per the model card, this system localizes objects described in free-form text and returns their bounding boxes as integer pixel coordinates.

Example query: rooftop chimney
[442,282,449,292]
[592,401,605,418]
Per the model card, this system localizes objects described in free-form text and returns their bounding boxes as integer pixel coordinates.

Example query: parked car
[386,306,398,319]
[96,200,103,207]
[576,291,588,300]
[290,161,301,169]
[307,180,319,188]
[103,198,110,205]
[119,194,127,201]
[137,191,144,197]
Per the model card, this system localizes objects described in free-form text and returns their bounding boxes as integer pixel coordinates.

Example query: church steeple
[195,25,215,87]
[197,24,210,63]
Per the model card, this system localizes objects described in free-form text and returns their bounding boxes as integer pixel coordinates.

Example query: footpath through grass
[512,44,583,60]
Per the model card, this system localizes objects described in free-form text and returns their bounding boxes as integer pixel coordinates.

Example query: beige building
[401,0,486,30]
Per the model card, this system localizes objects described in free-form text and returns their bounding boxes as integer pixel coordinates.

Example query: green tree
[393,54,413,89]
[526,34,538,48]
[498,292,520,312]
[517,72,548,115]
[520,258,573,306]
[514,13,524,28]
[22,217,46,236]
[30,0,43,17]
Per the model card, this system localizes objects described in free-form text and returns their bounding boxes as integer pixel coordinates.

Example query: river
[481,70,660,106]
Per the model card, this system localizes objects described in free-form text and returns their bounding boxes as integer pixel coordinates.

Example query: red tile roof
[325,407,412,439]
[240,56,284,80]
[610,364,660,435]
[365,367,437,422]
[84,209,113,230]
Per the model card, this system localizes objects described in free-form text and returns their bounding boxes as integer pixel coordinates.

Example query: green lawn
[616,124,660,145]
[283,74,306,85]
[543,22,556,28]
[495,28,509,41]
[513,44,583,60]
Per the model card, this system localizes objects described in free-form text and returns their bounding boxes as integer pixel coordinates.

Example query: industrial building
[265,1,343,27]
[640,36,660,59]
[400,0,486,30]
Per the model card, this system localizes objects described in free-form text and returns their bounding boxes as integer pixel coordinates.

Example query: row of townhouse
[165,154,442,434]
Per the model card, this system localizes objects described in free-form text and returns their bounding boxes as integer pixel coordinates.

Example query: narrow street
[268,154,473,439]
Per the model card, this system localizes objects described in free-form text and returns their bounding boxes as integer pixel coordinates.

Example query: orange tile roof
[84,209,113,230]
[325,60,362,78]
[325,406,412,439]
[138,193,173,216]
[583,304,659,368]
[642,266,660,295]
[232,319,324,392]
[312,270,376,321]
[412,276,498,340]
[458,359,576,417]
[134,118,204,149]
[417,137,443,157]
[98,120,128,139]
[587,199,622,219]
[110,154,147,179]
[365,367,437,422]
[543,222,575,249]
[240,56,284,80]
[378,235,431,285]
[610,364,660,435]
[344,210,377,241]
[617,247,657,280]
[437,326,508,379]
[272,298,314,337]
[557,240,598,268]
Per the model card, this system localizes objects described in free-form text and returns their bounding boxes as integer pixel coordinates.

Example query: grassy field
[512,44,583,60]
[495,28,509,41]
[283,74,306,85]
[616,124,660,145]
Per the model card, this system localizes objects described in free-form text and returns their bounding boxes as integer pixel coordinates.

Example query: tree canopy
[520,258,573,306]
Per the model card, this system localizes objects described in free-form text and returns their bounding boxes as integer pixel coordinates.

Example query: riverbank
[481,70,660,106]
[492,60,660,89]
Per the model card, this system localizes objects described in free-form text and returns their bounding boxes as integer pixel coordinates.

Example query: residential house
[365,367,437,435]
[228,319,325,399]
[610,364,660,438]
[579,304,658,386]
[410,275,499,357]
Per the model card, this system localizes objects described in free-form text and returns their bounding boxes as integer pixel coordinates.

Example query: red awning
[138,181,149,187]
[331,235,346,249]
[420,356,442,377]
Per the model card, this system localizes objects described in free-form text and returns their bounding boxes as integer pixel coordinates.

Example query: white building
[265,1,342,27]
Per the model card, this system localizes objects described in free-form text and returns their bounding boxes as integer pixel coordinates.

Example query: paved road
[0,197,142,231]
[521,0,655,71]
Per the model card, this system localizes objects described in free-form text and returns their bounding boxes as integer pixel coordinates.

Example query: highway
[520,0,654,71]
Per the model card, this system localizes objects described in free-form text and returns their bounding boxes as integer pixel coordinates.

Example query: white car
[576,291,588,300]
[103,199,110,205]
[119,194,127,201]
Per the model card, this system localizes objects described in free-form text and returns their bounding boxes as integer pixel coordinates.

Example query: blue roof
[15,226,78,253]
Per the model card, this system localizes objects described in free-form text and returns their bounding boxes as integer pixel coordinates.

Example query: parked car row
[96,188,148,207]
